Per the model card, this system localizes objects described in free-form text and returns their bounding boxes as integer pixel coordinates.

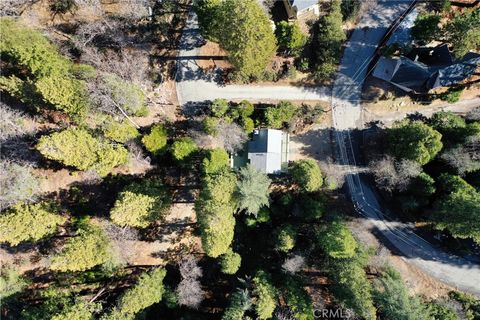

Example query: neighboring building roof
[247,129,288,174]
[373,47,480,93]
[291,0,319,12]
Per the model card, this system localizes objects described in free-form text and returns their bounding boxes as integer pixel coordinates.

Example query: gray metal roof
[248,129,285,174]
[291,0,318,11]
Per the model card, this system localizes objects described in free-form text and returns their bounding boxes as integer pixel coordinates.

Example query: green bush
[50,222,111,272]
[300,193,326,221]
[219,249,242,274]
[290,159,323,192]
[253,270,277,320]
[245,206,270,227]
[241,117,255,134]
[440,88,463,104]
[211,98,229,117]
[276,225,296,252]
[51,301,100,320]
[203,116,219,135]
[142,124,168,155]
[0,202,66,246]
[202,148,230,175]
[102,120,139,143]
[282,276,314,320]
[264,101,297,129]
[37,128,128,176]
[222,288,251,320]
[275,21,306,56]
[317,221,358,259]
[110,180,170,228]
[171,137,198,161]
[0,267,28,299]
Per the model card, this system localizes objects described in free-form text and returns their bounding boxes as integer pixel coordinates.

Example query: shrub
[202,148,230,175]
[50,222,111,272]
[219,249,242,274]
[299,194,326,221]
[275,21,306,56]
[317,221,358,259]
[110,180,170,228]
[141,124,168,155]
[211,98,229,117]
[236,100,254,118]
[171,137,198,161]
[203,116,219,135]
[440,88,463,104]
[103,120,139,143]
[264,101,297,129]
[241,117,255,134]
[0,202,66,246]
[222,288,251,320]
[236,165,271,215]
[37,128,128,176]
[290,159,323,192]
[0,267,27,299]
[51,301,100,320]
[253,270,277,320]
[276,225,296,252]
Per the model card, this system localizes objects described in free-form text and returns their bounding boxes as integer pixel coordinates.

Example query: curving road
[175,1,480,296]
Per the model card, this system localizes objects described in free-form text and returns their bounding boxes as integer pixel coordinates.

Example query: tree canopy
[290,159,323,192]
[171,137,198,161]
[142,124,168,155]
[388,121,443,165]
[317,221,358,259]
[275,21,306,56]
[219,249,242,275]
[236,164,271,215]
[444,9,480,58]
[253,270,277,320]
[0,202,66,246]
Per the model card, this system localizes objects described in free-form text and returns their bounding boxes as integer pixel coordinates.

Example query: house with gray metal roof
[246,129,289,174]
[282,0,320,19]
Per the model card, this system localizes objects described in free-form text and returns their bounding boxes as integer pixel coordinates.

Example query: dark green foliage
[275,21,306,56]
[142,124,168,155]
[388,120,443,165]
[374,267,429,320]
[222,288,251,320]
[444,9,480,58]
[245,207,270,227]
[0,267,28,299]
[282,276,314,320]
[50,222,111,272]
[448,291,480,320]
[439,88,464,104]
[50,0,77,15]
[433,175,480,243]
[203,116,219,135]
[411,14,441,43]
[264,101,297,129]
[36,128,129,176]
[430,111,466,142]
[427,302,459,320]
[0,202,66,246]
[211,98,229,117]
[299,193,326,221]
[236,164,271,215]
[341,0,361,21]
[202,148,230,175]
[171,137,198,161]
[290,159,323,192]
[215,0,277,80]
[51,300,100,320]
[196,168,237,257]
[219,249,242,274]
[275,224,296,252]
[193,0,222,41]
[253,270,277,320]
[329,256,376,320]
[110,180,170,228]
[313,0,346,81]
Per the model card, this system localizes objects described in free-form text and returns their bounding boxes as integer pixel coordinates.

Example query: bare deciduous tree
[215,121,248,153]
[0,160,40,210]
[369,156,422,193]
[101,220,139,266]
[282,255,305,274]
[176,255,205,309]
[0,103,31,141]
[0,0,31,16]
[441,136,480,175]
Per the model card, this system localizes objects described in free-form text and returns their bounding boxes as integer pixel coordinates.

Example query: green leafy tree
[241,117,255,134]
[202,148,230,175]
[275,21,306,56]
[444,9,480,58]
[114,268,166,316]
[264,101,297,129]
[0,202,66,246]
[196,168,237,257]
[317,221,358,259]
[299,193,326,221]
[216,0,277,80]
[388,121,443,165]
[411,14,440,43]
[36,128,128,176]
[253,270,277,320]
[276,224,296,252]
[330,257,376,320]
[314,0,346,81]
[110,180,170,228]
[433,175,480,243]
[193,0,222,41]
[374,267,429,320]
[282,276,314,320]
[0,267,28,299]
[103,120,139,143]
[171,137,198,161]
[219,249,242,274]
[236,100,254,118]
[51,301,100,320]
[203,116,219,135]
[50,222,111,272]
[142,124,168,155]
[290,159,323,192]
[430,111,469,144]
[222,288,252,320]
[211,98,229,117]
[236,164,271,215]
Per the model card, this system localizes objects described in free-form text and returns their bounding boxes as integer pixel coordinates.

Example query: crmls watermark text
[314,309,354,319]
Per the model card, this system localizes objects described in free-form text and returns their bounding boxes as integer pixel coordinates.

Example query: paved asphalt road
[175,2,480,295]
[175,11,331,105]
